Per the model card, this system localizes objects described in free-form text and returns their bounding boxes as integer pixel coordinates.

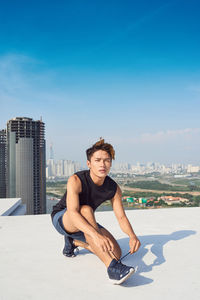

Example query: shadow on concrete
[117,230,196,287]
[73,230,196,287]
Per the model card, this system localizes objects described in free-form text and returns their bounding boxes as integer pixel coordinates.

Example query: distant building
[0,130,6,198]
[187,165,200,173]
[46,159,81,178]
[6,117,46,214]
[158,196,189,206]
[49,143,54,160]
[57,159,65,176]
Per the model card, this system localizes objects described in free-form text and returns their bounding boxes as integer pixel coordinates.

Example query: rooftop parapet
[0,198,26,216]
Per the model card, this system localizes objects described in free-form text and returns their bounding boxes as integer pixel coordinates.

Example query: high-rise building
[0,129,6,198]
[6,117,46,214]
[49,143,54,160]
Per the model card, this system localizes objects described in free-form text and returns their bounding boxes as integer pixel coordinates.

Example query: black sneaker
[63,236,79,257]
[107,259,135,284]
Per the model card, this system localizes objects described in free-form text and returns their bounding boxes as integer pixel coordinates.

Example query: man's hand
[93,232,114,253]
[129,235,141,254]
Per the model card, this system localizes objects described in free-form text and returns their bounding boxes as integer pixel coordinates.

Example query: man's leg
[80,205,122,266]
[62,205,121,267]
[62,205,135,284]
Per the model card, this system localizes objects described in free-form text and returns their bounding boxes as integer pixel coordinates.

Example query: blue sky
[0,0,200,165]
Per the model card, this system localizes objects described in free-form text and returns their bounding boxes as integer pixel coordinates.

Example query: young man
[51,139,140,284]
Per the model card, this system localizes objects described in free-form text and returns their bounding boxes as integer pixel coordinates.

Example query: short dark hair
[86,138,115,161]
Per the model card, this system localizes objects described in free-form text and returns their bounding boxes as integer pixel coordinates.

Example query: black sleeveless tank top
[51,170,117,220]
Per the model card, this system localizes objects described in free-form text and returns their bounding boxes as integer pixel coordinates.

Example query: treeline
[125,180,200,191]
[46,181,67,187]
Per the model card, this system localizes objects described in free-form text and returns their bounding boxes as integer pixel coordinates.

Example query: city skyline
[0,0,200,164]
[46,154,200,178]
[46,148,200,169]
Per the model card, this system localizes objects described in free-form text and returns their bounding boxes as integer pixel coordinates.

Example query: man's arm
[66,175,97,236]
[66,175,114,252]
[111,185,141,254]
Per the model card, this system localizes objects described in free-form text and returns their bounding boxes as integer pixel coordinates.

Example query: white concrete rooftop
[0,207,200,300]
[0,198,22,216]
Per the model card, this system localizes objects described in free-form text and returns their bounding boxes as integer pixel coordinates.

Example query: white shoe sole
[109,267,135,285]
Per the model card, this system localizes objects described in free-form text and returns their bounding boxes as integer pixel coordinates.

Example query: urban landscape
[1,117,200,215]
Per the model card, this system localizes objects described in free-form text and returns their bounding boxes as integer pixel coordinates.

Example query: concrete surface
[0,207,199,300]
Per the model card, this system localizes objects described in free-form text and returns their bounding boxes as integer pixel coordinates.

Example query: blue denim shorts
[52,208,104,243]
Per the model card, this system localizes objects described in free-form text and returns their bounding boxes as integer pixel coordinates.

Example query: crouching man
[51,139,140,284]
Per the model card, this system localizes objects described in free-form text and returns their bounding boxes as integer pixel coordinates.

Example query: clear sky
[0,0,200,165]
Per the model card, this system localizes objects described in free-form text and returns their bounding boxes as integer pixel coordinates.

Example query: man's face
[87,150,112,178]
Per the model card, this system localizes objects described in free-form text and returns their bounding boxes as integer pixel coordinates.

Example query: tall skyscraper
[49,143,54,160]
[7,117,46,214]
[0,129,6,198]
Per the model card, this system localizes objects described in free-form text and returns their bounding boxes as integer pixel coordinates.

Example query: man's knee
[80,205,94,216]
